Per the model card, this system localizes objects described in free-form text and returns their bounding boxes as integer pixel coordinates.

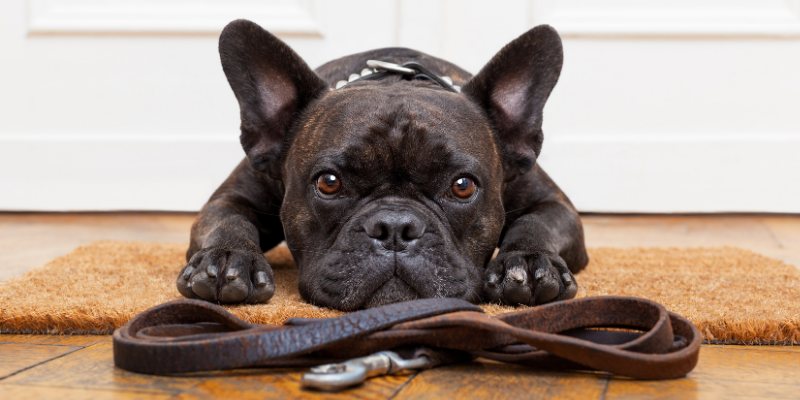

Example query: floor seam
[764,224,785,248]
[0,381,182,396]
[0,341,98,348]
[0,345,85,382]
[386,370,420,400]
[599,374,610,400]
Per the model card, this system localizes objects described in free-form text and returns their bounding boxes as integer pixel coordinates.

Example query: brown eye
[451,177,476,201]
[316,173,342,197]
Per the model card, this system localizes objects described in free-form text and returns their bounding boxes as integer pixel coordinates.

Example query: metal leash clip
[301,351,431,391]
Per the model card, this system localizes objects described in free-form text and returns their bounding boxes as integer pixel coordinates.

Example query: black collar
[331,60,460,93]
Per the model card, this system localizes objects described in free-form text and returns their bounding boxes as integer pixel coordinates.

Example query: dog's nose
[363,211,425,251]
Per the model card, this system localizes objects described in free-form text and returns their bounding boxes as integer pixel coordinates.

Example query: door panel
[1,0,798,212]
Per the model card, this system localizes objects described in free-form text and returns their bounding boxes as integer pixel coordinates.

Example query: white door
[1,0,799,212]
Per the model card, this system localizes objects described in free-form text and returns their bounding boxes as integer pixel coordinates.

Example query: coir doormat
[1,241,798,344]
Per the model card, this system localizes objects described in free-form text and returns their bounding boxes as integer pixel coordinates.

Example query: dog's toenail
[534,268,545,280]
[226,269,238,281]
[511,270,525,283]
[182,266,194,280]
[256,271,268,286]
[562,273,573,285]
[207,265,218,278]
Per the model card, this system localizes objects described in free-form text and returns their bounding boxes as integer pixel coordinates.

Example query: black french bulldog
[176,19,588,310]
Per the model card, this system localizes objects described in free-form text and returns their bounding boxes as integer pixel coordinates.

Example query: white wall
[1,0,799,212]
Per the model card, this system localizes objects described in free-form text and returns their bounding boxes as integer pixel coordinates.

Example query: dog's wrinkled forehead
[288,84,501,182]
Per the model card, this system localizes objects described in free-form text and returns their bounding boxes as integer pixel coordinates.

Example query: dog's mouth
[305,249,482,311]
[361,275,419,308]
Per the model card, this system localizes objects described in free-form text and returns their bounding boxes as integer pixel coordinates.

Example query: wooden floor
[0,333,798,400]
[1,213,800,399]
[2,213,798,281]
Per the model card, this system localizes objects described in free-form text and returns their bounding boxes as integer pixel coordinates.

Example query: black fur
[177,20,588,310]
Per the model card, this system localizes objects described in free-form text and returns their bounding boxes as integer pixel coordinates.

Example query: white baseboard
[1,135,798,213]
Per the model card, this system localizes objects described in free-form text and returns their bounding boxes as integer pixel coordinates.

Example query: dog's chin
[362,276,419,309]
[302,241,487,310]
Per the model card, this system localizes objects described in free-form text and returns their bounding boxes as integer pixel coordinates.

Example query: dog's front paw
[483,250,577,306]
[176,247,275,304]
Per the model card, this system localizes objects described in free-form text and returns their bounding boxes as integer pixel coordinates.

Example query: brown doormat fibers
[1,241,798,344]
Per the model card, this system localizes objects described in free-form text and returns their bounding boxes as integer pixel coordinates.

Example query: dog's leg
[176,160,284,304]
[458,25,587,305]
[176,20,328,304]
[484,165,588,306]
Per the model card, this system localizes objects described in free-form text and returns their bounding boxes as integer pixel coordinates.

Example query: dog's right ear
[219,19,328,177]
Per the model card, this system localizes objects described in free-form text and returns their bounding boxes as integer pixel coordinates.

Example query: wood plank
[605,346,800,400]
[581,215,780,249]
[0,343,81,379]
[605,379,800,400]
[2,340,202,395]
[175,369,412,400]
[0,337,796,399]
[2,337,410,399]
[762,216,800,247]
[392,361,607,400]
[0,213,194,281]
[581,215,800,269]
[689,346,800,384]
[0,384,174,400]
[0,212,195,225]
[712,344,800,353]
[0,334,107,347]
[762,216,800,268]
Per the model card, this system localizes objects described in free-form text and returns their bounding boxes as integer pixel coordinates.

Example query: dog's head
[219,20,563,310]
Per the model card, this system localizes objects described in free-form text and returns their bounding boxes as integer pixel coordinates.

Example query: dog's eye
[451,177,476,201]
[316,173,342,197]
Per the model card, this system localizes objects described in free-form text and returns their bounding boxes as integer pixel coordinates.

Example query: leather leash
[113,296,700,389]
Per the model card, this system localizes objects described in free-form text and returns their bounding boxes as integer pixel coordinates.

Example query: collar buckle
[331,60,461,93]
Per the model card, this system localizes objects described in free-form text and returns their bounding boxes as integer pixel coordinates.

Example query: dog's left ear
[219,19,328,177]
[463,25,563,179]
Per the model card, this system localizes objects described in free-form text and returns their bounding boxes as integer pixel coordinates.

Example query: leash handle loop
[113,296,701,383]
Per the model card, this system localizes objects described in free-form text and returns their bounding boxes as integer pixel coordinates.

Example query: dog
[176,19,589,311]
